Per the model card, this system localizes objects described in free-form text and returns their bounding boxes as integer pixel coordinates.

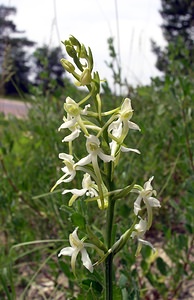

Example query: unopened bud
[69,35,81,48]
[80,68,92,86]
[80,44,87,59]
[60,59,75,73]
[65,45,77,58]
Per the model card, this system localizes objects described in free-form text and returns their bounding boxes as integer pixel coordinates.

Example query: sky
[2,0,166,87]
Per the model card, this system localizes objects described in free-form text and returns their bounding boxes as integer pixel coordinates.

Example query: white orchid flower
[59,115,81,142]
[58,227,94,274]
[131,217,155,255]
[51,153,77,191]
[60,97,90,136]
[76,135,114,209]
[76,135,114,167]
[108,98,140,143]
[62,173,99,206]
[133,176,161,229]
[109,121,140,157]
[131,217,147,239]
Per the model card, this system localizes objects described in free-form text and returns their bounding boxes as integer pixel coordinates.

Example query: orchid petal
[138,238,155,251]
[71,249,80,275]
[62,129,81,142]
[58,118,76,130]
[81,248,93,272]
[148,197,161,208]
[62,188,87,196]
[134,195,142,215]
[98,151,114,162]
[69,227,80,247]
[58,247,74,257]
[122,97,132,109]
[127,121,140,131]
[121,146,140,154]
[76,154,92,166]
[59,153,74,161]
[143,176,154,190]
[58,172,76,183]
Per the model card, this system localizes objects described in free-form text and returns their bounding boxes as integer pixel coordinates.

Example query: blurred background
[0,0,166,95]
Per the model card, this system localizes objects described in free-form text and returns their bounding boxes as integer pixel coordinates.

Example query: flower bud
[80,68,92,86]
[60,59,75,73]
[69,35,81,48]
[65,45,77,58]
[80,44,88,59]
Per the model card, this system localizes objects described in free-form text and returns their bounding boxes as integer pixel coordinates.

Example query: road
[0,98,30,118]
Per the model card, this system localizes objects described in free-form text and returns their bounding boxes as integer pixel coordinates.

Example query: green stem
[105,252,113,300]
[105,198,115,300]
[106,198,116,248]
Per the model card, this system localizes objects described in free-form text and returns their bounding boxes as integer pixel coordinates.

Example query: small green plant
[51,35,161,299]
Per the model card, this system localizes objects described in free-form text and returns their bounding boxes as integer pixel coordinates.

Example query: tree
[0,5,35,96]
[32,45,65,95]
[152,0,194,73]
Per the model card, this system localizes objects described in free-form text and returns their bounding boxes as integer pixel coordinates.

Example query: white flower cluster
[52,97,140,210]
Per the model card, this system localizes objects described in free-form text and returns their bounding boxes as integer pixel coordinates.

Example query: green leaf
[118,273,128,289]
[121,288,129,300]
[0,272,12,300]
[141,259,149,273]
[58,260,73,279]
[112,286,122,299]
[86,226,107,252]
[112,183,134,201]
[82,279,103,294]
[71,212,86,229]
[119,204,131,218]
[185,223,193,234]
[146,272,156,286]
[156,257,168,276]
[60,204,75,214]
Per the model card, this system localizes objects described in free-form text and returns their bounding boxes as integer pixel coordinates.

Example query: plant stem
[105,180,116,299]
[104,126,116,299]
[105,252,113,300]
[106,198,116,248]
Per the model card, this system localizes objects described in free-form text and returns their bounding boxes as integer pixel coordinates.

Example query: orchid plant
[52,36,161,299]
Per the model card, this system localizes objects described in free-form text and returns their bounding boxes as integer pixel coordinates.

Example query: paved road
[0,98,30,118]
